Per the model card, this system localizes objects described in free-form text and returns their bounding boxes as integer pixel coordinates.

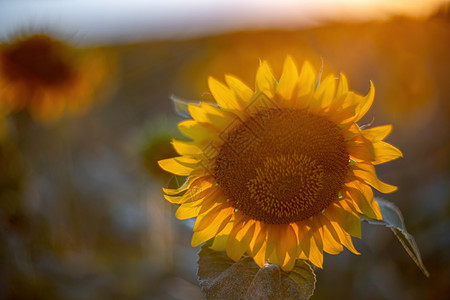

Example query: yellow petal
[325,203,361,238]
[285,225,298,268]
[191,207,234,246]
[210,221,234,251]
[335,72,349,101]
[255,60,276,98]
[171,139,202,156]
[292,222,310,258]
[164,179,214,204]
[327,105,357,125]
[334,82,374,125]
[248,222,267,257]
[361,125,392,142]
[307,221,324,268]
[208,77,242,111]
[317,215,344,255]
[264,223,279,260]
[331,224,360,255]
[347,135,376,162]
[277,55,299,101]
[312,74,337,110]
[351,163,397,193]
[344,180,382,220]
[175,190,222,219]
[162,175,203,195]
[281,251,296,272]
[178,119,218,143]
[175,201,203,220]
[188,103,236,132]
[297,61,316,98]
[372,141,403,165]
[225,75,254,105]
[273,224,297,270]
[158,156,199,176]
[277,224,298,271]
[193,203,222,231]
[253,242,268,268]
[226,218,256,261]
[355,81,375,122]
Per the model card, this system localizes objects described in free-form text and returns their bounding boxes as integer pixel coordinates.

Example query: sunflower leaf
[197,242,316,299]
[170,95,198,119]
[361,198,430,277]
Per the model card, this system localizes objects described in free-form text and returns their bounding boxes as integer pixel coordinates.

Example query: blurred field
[1,10,449,300]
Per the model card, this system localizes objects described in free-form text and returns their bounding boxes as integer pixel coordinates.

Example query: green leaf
[362,198,430,277]
[170,95,196,119]
[197,242,316,299]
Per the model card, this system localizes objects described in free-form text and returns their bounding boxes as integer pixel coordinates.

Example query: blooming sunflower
[159,56,402,271]
[0,33,110,121]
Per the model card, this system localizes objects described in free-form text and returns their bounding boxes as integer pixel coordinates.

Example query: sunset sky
[0,0,447,44]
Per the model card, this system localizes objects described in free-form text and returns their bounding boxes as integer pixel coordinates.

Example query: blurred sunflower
[159,57,402,271]
[0,33,111,121]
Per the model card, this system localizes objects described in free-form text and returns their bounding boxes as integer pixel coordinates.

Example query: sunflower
[159,56,402,271]
[0,33,110,121]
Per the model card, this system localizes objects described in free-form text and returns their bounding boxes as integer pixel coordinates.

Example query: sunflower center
[213,109,349,224]
[1,35,75,87]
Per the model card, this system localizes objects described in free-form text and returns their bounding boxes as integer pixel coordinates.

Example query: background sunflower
[0,32,114,121]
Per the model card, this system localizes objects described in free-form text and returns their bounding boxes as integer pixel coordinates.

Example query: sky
[0,0,448,44]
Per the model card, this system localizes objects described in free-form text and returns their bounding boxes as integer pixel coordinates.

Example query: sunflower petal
[193,203,223,231]
[208,77,242,111]
[279,224,298,271]
[325,203,361,238]
[297,61,316,97]
[265,224,279,261]
[347,135,376,162]
[292,222,311,258]
[372,141,403,165]
[188,103,236,131]
[172,139,202,156]
[313,74,337,110]
[255,60,276,97]
[333,225,360,255]
[273,224,297,270]
[351,163,397,193]
[355,81,375,122]
[318,215,344,255]
[345,180,382,220]
[248,222,267,257]
[277,55,299,101]
[335,72,349,101]
[164,179,214,204]
[162,175,204,195]
[253,243,268,268]
[178,120,218,143]
[210,221,234,251]
[308,221,324,268]
[191,207,234,246]
[361,125,392,142]
[225,75,253,105]
[226,219,256,261]
[158,156,198,176]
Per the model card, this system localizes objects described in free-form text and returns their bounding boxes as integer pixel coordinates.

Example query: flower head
[159,56,402,271]
[0,33,111,121]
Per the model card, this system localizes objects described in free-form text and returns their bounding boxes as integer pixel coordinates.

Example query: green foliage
[197,242,316,300]
[171,95,195,119]
[362,198,430,277]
